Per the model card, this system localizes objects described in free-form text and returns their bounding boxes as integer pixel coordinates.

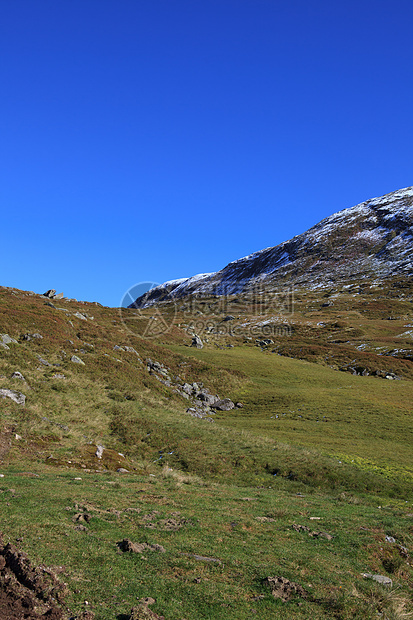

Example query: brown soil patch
[0,533,68,619]
[262,575,308,602]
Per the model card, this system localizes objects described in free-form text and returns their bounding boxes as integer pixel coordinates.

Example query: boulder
[362,573,392,587]
[11,372,25,381]
[43,289,56,298]
[210,398,235,411]
[54,292,64,299]
[197,392,220,405]
[74,312,87,321]
[71,355,85,365]
[0,389,26,405]
[1,334,18,345]
[191,334,204,349]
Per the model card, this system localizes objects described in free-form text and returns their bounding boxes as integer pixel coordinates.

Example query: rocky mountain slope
[131,186,413,308]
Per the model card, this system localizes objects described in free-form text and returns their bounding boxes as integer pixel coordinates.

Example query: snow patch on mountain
[130,186,413,308]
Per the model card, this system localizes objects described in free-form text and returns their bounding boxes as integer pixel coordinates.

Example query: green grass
[168,345,413,486]
[1,284,413,619]
[1,465,412,619]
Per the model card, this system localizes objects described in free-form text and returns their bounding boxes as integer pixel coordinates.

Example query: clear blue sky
[1,0,412,306]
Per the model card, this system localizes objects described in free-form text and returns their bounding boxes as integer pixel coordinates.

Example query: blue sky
[1,0,412,306]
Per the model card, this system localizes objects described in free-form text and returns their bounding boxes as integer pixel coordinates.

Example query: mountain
[130,186,413,308]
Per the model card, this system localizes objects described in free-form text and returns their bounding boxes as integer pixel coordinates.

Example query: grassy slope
[1,285,413,619]
[170,346,413,480]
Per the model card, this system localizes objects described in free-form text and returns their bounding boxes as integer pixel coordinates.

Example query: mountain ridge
[131,186,413,308]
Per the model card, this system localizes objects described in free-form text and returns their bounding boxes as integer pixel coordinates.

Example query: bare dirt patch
[0,533,67,619]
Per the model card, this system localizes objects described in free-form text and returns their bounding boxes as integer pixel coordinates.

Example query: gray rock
[95,445,105,459]
[36,355,51,366]
[182,383,193,395]
[113,345,124,351]
[0,342,10,350]
[71,355,85,365]
[1,334,18,345]
[124,346,139,355]
[222,315,235,322]
[197,392,220,405]
[0,389,26,405]
[191,334,204,349]
[210,398,235,411]
[43,289,56,298]
[45,301,56,308]
[22,332,43,342]
[117,468,129,473]
[385,535,396,543]
[74,312,87,321]
[11,371,25,381]
[186,407,214,422]
[362,573,392,587]
[54,292,64,299]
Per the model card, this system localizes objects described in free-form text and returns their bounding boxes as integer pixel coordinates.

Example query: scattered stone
[45,301,56,308]
[71,355,85,365]
[0,389,26,406]
[362,573,392,587]
[11,372,25,381]
[197,392,220,405]
[95,445,105,459]
[1,334,18,345]
[262,576,308,601]
[222,315,235,321]
[117,468,129,473]
[53,374,66,379]
[187,408,215,422]
[37,354,51,366]
[235,402,244,408]
[210,398,235,411]
[385,535,396,543]
[43,289,56,298]
[0,342,9,350]
[22,333,42,341]
[74,312,87,321]
[124,346,140,355]
[15,434,22,441]
[191,334,203,349]
[54,292,64,300]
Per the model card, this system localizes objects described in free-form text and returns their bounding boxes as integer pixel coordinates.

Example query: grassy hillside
[1,284,412,619]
